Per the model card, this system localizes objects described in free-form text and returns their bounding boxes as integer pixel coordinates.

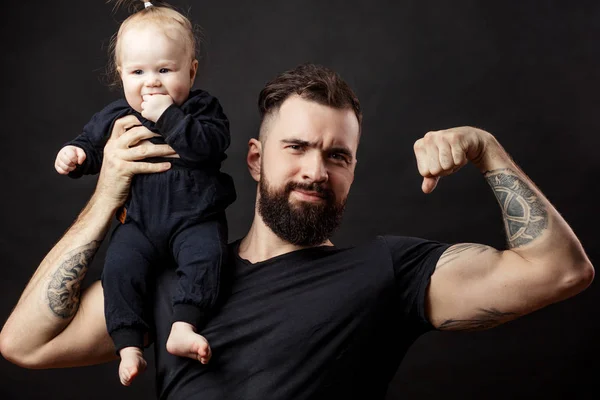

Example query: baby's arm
[151,91,230,164]
[60,100,132,178]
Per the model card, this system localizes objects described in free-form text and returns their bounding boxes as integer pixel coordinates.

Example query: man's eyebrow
[281,138,312,146]
[281,139,353,160]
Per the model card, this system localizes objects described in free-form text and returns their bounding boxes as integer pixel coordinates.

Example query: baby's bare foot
[118,347,147,386]
[166,321,212,364]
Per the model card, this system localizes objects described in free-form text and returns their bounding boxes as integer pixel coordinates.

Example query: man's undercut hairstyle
[257,63,362,138]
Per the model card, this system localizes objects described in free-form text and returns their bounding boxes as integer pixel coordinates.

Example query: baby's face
[118,24,197,113]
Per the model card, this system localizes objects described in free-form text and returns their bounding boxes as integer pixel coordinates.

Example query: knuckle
[446,132,461,146]
[429,165,442,175]
[137,146,148,157]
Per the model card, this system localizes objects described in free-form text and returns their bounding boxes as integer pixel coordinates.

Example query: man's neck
[238,213,333,264]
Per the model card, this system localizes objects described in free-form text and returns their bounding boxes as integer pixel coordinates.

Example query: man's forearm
[476,137,592,285]
[0,193,116,362]
[1,118,175,368]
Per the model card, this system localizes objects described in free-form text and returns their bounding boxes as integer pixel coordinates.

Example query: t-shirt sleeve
[380,235,451,330]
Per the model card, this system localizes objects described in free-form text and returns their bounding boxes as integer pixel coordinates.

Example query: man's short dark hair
[258,64,362,130]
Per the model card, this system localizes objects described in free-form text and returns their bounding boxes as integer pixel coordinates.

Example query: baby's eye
[159,68,170,73]
[132,70,143,75]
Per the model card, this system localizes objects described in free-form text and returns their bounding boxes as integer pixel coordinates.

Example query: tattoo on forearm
[439,308,517,331]
[437,243,493,269]
[47,240,101,318]
[485,169,548,248]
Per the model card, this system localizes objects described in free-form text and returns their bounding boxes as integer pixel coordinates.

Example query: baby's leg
[167,216,227,363]
[103,221,159,385]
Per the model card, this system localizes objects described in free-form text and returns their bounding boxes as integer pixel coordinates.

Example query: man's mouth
[291,189,326,202]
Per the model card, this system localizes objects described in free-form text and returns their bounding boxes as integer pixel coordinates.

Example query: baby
[54,0,236,386]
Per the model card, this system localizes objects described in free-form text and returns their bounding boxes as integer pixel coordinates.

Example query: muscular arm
[414,127,594,330]
[0,116,175,367]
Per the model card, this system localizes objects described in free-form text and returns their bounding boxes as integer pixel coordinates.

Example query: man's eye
[330,153,348,163]
[159,68,170,73]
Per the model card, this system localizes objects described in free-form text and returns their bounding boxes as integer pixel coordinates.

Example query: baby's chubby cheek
[169,92,188,106]
[167,83,192,106]
[123,92,143,113]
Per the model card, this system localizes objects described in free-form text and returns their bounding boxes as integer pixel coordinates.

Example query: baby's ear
[190,59,199,83]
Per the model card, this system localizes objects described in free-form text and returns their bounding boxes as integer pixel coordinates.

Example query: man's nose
[301,151,328,183]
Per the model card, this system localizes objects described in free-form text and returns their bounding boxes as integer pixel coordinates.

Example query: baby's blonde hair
[106,0,200,88]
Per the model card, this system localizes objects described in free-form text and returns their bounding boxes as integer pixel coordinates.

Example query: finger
[126,161,171,174]
[63,147,76,160]
[424,142,443,176]
[76,149,87,164]
[58,153,72,164]
[436,139,455,171]
[61,152,77,165]
[56,158,71,171]
[450,141,468,168]
[111,115,143,138]
[55,162,68,175]
[413,139,430,177]
[115,126,160,148]
[422,176,440,194]
[121,143,177,161]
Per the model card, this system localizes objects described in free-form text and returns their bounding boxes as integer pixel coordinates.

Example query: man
[0,64,594,399]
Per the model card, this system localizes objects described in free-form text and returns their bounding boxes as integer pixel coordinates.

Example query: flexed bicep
[426,243,552,331]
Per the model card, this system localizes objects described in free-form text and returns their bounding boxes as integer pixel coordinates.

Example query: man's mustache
[285,181,334,201]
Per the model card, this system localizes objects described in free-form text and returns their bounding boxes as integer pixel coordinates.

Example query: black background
[1,1,599,399]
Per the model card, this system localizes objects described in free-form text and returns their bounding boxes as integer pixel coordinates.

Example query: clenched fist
[141,94,174,122]
[413,126,496,193]
[55,145,86,175]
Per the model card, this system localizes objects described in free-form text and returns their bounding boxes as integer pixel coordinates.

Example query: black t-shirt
[151,236,450,399]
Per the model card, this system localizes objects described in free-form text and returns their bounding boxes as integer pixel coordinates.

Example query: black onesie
[151,235,450,399]
[66,89,236,351]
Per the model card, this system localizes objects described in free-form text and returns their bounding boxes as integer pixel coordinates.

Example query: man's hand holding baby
[55,145,87,175]
[141,94,173,122]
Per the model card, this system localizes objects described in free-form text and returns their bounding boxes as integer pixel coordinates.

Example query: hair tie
[144,2,153,8]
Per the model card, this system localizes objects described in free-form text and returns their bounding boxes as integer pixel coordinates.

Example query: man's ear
[247,138,262,182]
[190,59,199,84]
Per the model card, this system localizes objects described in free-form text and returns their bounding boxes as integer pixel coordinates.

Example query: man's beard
[258,177,346,246]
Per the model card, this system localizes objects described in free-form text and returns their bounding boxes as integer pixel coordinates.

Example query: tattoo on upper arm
[484,169,548,249]
[47,240,101,318]
[439,308,517,331]
[437,243,493,269]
